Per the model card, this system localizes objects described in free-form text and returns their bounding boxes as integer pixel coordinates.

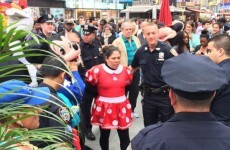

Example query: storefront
[76,9,101,19]
[72,0,124,19]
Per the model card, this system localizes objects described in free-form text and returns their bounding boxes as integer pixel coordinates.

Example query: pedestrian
[100,24,116,47]
[207,34,230,125]
[86,45,133,150]
[173,31,190,54]
[112,22,141,118]
[184,21,200,52]
[130,53,230,150]
[131,24,174,127]
[194,30,209,55]
[210,23,221,38]
[137,21,149,46]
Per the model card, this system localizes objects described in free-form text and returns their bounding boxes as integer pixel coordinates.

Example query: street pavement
[85,94,145,150]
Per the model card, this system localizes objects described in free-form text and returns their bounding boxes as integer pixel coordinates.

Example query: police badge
[158,52,165,61]
[84,25,88,30]
[59,107,71,123]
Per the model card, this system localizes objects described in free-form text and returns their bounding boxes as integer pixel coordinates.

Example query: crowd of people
[1,12,230,150]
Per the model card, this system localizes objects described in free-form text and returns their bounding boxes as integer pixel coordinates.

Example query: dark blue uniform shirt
[80,40,104,71]
[131,112,230,150]
[131,41,173,87]
[211,58,230,125]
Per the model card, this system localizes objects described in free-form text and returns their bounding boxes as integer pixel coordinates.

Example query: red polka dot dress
[86,64,133,130]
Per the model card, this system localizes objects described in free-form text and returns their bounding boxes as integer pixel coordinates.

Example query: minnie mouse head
[49,35,81,62]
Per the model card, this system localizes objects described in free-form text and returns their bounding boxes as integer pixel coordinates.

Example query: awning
[120,5,190,13]
[120,6,153,13]
[186,7,206,13]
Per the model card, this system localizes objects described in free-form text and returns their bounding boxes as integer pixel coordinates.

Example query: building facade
[26,0,124,19]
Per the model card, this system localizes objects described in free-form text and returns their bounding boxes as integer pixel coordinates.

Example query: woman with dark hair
[194,30,210,55]
[173,31,190,54]
[210,23,221,38]
[85,45,133,150]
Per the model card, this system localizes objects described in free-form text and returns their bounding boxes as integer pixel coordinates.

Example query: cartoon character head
[6,6,33,32]
[49,36,81,62]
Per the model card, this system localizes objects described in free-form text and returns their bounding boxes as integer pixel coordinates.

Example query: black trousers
[126,70,140,112]
[142,93,174,127]
[99,127,130,150]
[81,91,94,132]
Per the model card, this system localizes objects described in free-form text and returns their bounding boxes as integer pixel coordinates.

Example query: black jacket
[100,34,116,45]
[34,82,72,148]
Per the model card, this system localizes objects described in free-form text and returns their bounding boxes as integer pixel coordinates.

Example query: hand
[68,61,80,71]
[195,51,203,55]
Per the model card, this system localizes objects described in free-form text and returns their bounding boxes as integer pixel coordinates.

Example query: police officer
[131,24,174,127]
[36,14,56,38]
[33,56,72,148]
[25,14,57,64]
[80,24,104,141]
[130,53,230,150]
[207,34,230,125]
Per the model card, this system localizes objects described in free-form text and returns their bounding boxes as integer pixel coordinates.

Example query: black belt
[139,84,169,95]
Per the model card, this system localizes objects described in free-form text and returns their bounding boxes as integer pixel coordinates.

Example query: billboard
[119,0,133,2]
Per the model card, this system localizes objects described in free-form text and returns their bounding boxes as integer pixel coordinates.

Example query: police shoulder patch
[170,48,178,56]
[59,107,70,123]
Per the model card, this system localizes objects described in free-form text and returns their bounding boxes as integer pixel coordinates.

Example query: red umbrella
[159,0,172,26]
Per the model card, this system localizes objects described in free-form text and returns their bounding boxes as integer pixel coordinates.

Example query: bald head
[140,21,149,30]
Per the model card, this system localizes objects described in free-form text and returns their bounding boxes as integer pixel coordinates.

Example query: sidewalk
[85,94,144,150]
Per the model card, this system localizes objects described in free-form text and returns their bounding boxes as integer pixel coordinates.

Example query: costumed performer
[85,45,133,150]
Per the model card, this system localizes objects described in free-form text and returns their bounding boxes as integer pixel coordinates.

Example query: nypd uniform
[34,82,72,148]
[211,58,230,125]
[25,14,56,64]
[131,41,174,126]
[80,24,104,140]
[131,54,230,150]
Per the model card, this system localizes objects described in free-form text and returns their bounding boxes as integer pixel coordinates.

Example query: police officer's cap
[81,24,97,35]
[64,19,74,25]
[161,53,228,100]
[37,14,54,23]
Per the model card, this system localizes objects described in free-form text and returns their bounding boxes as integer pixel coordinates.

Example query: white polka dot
[91,116,93,121]
[96,106,101,112]
[127,104,131,109]
[89,75,93,81]
[131,113,133,118]
[112,120,118,126]
[126,117,130,123]
[127,70,131,74]
[122,108,126,114]
[94,68,99,74]
[100,118,104,123]
[85,72,88,77]
[107,109,112,114]
[93,104,96,109]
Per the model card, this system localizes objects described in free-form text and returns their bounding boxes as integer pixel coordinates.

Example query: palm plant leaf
[0,14,77,149]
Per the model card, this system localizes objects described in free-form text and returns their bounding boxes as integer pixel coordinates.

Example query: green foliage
[0,14,74,149]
